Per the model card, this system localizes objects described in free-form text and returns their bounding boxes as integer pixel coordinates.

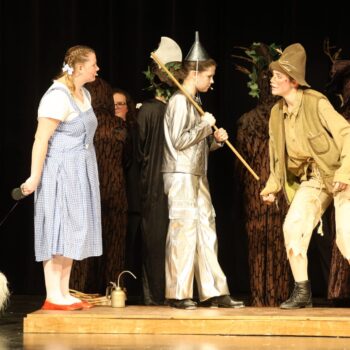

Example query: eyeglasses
[114,102,127,107]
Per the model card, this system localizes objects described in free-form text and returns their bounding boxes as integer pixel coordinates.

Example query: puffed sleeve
[38,89,71,121]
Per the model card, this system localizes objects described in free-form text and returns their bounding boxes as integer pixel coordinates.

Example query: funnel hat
[185,31,211,62]
[269,43,310,87]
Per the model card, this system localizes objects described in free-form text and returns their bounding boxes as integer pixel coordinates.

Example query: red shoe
[41,300,84,311]
[81,301,94,309]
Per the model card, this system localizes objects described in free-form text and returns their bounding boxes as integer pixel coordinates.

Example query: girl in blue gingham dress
[34,83,102,262]
[21,45,101,309]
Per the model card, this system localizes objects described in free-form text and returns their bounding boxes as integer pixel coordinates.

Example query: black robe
[137,98,169,305]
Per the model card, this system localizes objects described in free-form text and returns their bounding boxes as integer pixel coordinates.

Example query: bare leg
[61,257,81,303]
[288,250,308,282]
[43,255,69,304]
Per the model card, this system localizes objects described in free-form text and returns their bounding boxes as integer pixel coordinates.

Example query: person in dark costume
[234,43,291,306]
[137,61,181,305]
[70,78,128,294]
[113,88,142,300]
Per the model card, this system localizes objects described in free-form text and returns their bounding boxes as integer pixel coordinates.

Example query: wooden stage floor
[23,305,350,337]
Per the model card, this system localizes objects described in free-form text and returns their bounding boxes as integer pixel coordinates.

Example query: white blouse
[38,80,91,122]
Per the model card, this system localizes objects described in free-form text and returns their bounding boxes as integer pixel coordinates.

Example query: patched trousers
[163,173,229,301]
[283,178,350,259]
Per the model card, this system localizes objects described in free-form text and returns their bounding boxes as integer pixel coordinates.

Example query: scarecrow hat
[270,43,310,87]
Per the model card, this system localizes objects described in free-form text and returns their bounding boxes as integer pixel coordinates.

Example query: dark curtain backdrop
[0,0,349,296]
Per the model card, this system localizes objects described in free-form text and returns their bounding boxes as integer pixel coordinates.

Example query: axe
[151,37,260,181]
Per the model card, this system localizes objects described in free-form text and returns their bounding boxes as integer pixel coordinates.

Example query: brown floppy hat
[269,43,310,87]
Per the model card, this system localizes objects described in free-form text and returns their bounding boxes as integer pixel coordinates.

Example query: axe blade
[152,37,182,65]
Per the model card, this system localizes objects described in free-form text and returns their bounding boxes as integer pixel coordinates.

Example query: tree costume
[70,78,127,293]
[234,43,290,306]
[325,59,350,301]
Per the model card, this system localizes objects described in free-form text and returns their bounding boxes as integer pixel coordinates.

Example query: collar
[283,89,304,118]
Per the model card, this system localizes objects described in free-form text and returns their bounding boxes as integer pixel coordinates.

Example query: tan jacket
[162,92,221,176]
[261,89,350,202]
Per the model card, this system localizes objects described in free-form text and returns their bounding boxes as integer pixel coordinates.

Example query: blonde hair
[56,45,95,94]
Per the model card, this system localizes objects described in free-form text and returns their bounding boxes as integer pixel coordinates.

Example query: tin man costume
[260,43,350,309]
[162,32,244,309]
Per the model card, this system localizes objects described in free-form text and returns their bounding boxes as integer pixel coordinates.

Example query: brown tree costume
[70,77,128,293]
[234,43,291,306]
[326,59,350,301]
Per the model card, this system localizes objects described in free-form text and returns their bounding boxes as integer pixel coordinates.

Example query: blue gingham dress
[34,86,102,262]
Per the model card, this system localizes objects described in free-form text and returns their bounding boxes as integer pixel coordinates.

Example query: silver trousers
[163,173,229,301]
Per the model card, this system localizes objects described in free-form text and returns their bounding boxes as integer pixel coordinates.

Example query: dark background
[0,0,349,297]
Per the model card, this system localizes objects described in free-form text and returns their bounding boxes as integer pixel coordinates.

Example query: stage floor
[24,305,350,337]
[21,333,350,350]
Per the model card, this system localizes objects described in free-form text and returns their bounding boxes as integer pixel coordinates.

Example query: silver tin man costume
[161,32,230,302]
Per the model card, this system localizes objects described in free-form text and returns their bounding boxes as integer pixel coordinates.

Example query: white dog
[0,272,9,312]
